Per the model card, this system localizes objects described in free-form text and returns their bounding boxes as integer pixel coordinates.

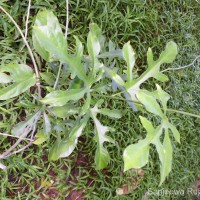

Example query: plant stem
[92,93,200,119]
[0,132,33,141]
[166,108,200,119]
[161,55,200,73]
[0,6,41,99]
[25,0,31,39]
[0,127,32,159]
[92,93,139,104]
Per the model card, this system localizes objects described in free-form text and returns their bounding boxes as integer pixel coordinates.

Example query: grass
[0,0,200,199]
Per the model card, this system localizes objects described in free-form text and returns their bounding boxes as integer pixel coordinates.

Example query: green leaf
[139,116,155,139]
[33,10,67,62]
[123,139,150,171]
[32,33,50,61]
[105,67,125,87]
[74,36,84,58]
[12,111,41,137]
[87,23,103,74]
[80,92,91,115]
[0,64,36,100]
[48,116,89,161]
[123,41,136,82]
[98,49,122,59]
[41,88,87,106]
[91,112,114,170]
[69,77,84,89]
[48,140,60,161]
[168,123,180,143]
[57,116,89,158]
[147,47,154,67]
[126,42,177,100]
[156,84,170,112]
[65,36,88,83]
[87,23,101,60]
[156,130,173,185]
[43,112,51,137]
[33,132,47,145]
[154,72,169,82]
[97,108,123,119]
[50,104,80,118]
[0,72,12,83]
[158,41,178,64]
[40,72,55,86]
[137,90,163,117]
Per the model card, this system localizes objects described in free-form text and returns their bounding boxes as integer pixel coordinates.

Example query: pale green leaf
[98,49,123,59]
[49,116,89,161]
[105,67,125,87]
[158,130,173,185]
[158,41,178,64]
[139,116,155,139]
[80,92,91,115]
[41,88,87,106]
[50,104,80,118]
[43,112,51,137]
[123,41,136,82]
[147,47,154,67]
[33,10,67,62]
[126,42,177,100]
[95,146,110,170]
[0,64,36,100]
[74,36,84,58]
[154,72,169,82]
[123,139,150,171]
[97,108,123,119]
[87,23,101,60]
[87,23,103,75]
[156,84,170,111]
[0,72,12,83]
[32,33,50,61]
[137,90,163,117]
[91,113,113,170]
[57,116,89,158]
[33,132,47,145]
[168,123,180,143]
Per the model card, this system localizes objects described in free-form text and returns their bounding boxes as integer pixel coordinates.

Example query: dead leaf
[116,168,145,195]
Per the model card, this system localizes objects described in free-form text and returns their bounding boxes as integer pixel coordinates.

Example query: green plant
[0,7,199,187]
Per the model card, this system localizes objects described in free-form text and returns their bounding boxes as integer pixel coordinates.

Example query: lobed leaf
[123,139,150,171]
[123,41,136,83]
[48,116,89,161]
[156,130,173,185]
[168,123,180,143]
[137,90,163,117]
[91,112,114,170]
[41,88,87,107]
[0,64,36,100]
[33,10,67,62]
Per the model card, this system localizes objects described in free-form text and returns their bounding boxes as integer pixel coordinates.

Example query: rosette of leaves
[32,10,123,169]
[6,9,180,184]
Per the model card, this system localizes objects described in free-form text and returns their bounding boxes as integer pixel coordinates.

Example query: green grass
[0,0,200,199]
